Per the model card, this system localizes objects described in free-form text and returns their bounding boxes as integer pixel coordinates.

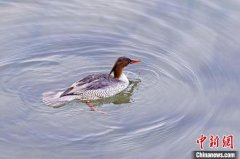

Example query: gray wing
[71,74,109,86]
[60,73,115,97]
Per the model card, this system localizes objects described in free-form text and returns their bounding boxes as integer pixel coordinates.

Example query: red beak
[130,59,141,64]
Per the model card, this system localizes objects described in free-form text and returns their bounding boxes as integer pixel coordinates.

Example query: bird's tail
[42,91,76,108]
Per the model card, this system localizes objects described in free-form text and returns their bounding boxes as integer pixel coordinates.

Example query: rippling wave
[0,0,240,159]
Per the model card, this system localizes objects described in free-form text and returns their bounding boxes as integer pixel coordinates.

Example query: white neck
[118,73,129,83]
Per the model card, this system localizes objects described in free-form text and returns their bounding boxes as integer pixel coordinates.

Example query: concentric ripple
[1,0,239,159]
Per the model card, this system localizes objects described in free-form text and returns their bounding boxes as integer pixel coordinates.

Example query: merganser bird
[42,56,141,110]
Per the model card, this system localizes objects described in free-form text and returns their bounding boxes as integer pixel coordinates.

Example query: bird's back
[60,73,129,100]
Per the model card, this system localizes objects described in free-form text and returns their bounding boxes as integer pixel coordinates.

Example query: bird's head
[109,56,141,79]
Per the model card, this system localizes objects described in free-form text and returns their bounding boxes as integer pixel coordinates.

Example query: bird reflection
[87,79,141,106]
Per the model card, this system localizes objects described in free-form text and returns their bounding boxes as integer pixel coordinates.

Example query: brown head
[109,56,141,79]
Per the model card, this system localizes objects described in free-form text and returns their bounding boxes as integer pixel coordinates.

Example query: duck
[42,56,141,110]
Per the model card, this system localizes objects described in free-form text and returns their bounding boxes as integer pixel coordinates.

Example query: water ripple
[0,0,237,158]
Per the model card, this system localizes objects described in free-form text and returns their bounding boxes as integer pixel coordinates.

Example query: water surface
[0,0,240,159]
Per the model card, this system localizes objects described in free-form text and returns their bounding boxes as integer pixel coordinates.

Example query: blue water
[0,0,240,159]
